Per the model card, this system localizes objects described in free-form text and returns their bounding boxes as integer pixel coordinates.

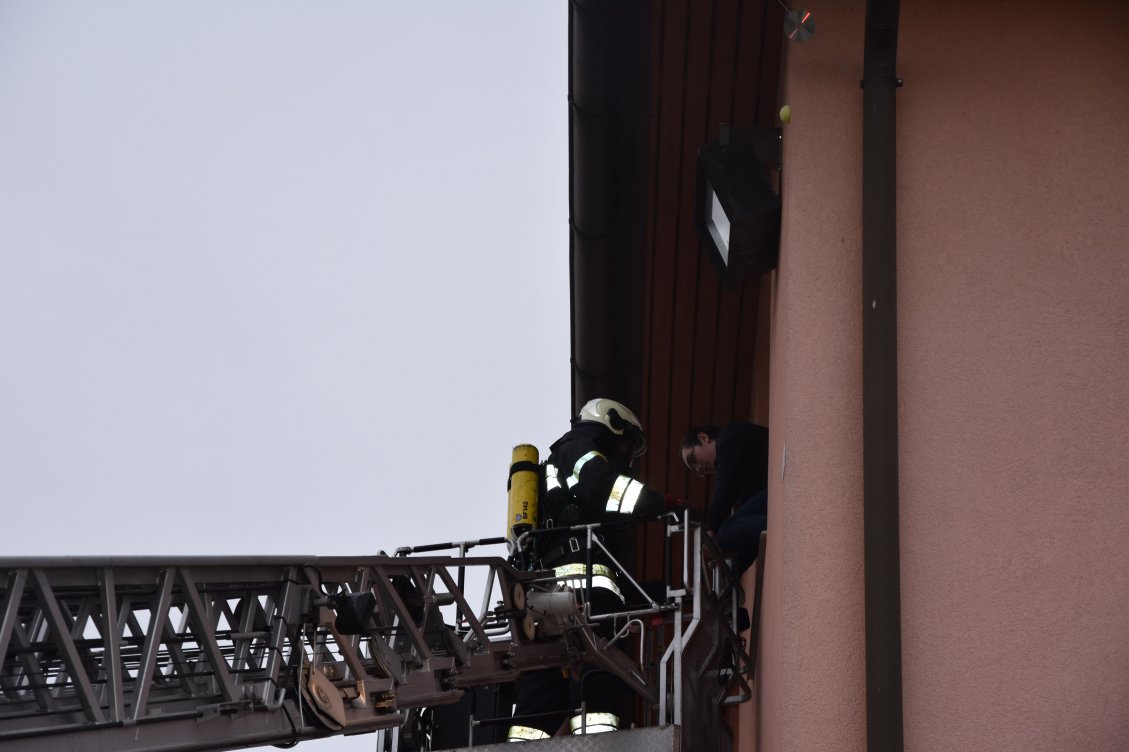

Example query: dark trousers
[510,587,629,736]
[714,489,767,576]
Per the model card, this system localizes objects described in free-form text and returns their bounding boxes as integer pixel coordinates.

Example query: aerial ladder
[0,511,758,752]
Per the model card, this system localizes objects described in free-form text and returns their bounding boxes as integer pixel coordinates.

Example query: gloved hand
[662,495,691,515]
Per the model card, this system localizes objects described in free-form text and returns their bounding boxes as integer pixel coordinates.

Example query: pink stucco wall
[759,2,1129,750]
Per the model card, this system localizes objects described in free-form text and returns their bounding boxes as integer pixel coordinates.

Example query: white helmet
[576,398,647,458]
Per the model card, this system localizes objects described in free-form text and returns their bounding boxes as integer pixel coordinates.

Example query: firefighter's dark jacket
[540,422,663,546]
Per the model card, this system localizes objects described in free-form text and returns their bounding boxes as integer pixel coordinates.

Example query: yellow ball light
[779,104,792,124]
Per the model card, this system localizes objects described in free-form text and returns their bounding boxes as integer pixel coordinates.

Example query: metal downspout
[861,2,903,752]
[567,0,650,414]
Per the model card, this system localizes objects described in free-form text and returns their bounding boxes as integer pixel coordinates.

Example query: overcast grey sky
[1,0,567,674]
[1,3,567,746]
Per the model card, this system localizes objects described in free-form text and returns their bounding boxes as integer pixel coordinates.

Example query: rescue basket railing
[392,511,754,747]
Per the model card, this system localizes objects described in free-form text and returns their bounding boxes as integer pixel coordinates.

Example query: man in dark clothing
[680,423,769,576]
[507,398,680,741]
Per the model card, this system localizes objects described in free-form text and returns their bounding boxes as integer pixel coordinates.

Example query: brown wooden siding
[634,0,783,576]
[568,6,783,739]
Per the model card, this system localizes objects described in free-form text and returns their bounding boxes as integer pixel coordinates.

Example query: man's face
[611,439,636,470]
[681,433,717,477]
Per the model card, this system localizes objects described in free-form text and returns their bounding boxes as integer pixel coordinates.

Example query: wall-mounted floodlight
[694,140,781,286]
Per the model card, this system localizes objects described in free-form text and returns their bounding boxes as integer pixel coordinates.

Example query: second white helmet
[576,398,647,458]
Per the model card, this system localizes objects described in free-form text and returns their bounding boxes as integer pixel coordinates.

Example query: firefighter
[507,398,682,741]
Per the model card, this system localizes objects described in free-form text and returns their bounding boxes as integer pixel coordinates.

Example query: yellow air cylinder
[507,444,540,542]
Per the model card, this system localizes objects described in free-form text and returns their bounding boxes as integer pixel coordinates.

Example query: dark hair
[680,425,720,450]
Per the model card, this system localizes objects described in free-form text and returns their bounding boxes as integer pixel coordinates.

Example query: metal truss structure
[0,516,753,752]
